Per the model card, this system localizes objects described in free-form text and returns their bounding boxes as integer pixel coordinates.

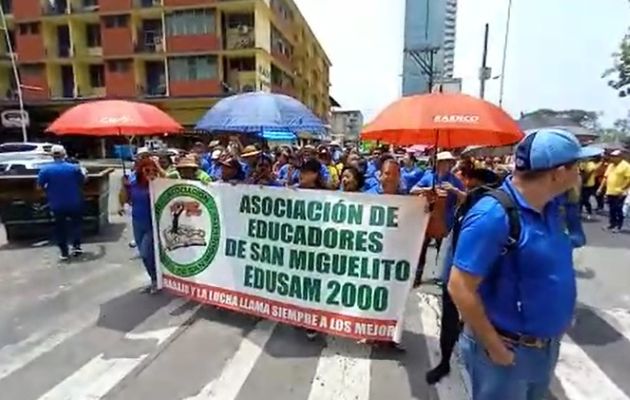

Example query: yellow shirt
[604,160,630,196]
[580,161,598,188]
[327,164,340,188]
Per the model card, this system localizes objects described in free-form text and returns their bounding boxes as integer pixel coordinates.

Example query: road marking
[0,274,146,381]
[307,336,371,400]
[416,292,470,400]
[125,327,180,346]
[602,308,630,343]
[183,319,276,400]
[555,335,629,400]
[37,353,146,400]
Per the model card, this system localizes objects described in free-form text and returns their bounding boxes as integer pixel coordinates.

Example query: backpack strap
[487,188,521,252]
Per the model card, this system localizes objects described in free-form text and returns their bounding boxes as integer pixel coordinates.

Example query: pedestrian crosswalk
[2,286,630,400]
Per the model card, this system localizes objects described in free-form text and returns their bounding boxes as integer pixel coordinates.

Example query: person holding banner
[364,156,406,195]
[247,154,281,187]
[339,165,365,193]
[120,157,160,294]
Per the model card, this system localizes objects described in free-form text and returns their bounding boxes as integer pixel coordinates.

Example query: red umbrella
[361,93,523,148]
[47,100,183,136]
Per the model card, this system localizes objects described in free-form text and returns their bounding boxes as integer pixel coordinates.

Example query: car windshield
[0,144,38,153]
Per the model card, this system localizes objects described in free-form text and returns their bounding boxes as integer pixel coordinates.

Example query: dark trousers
[608,195,626,229]
[415,236,436,286]
[438,287,461,367]
[580,186,596,215]
[53,210,83,257]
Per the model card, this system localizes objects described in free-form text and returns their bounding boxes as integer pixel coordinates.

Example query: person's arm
[409,174,432,195]
[597,165,611,194]
[447,201,515,366]
[37,169,48,189]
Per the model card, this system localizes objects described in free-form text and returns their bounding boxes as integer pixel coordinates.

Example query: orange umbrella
[47,100,183,136]
[361,93,523,148]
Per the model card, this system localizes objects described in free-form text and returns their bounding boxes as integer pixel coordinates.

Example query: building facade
[0,0,331,128]
[402,0,457,95]
[330,110,363,143]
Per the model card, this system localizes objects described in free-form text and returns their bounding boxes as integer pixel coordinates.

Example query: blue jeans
[52,210,82,257]
[460,329,560,400]
[132,222,156,285]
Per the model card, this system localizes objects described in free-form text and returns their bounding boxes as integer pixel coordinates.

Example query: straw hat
[176,155,199,169]
[241,145,261,158]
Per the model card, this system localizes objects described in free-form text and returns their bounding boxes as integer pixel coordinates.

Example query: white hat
[136,146,150,156]
[611,150,623,156]
[211,149,222,160]
[436,151,455,161]
[51,145,66,156]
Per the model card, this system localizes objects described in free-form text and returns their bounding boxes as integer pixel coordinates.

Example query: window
[18,23,39,35]
[0,144,38,153]
[168,56,217,81]
[0,0,11,14]
[166,9,216,36]
[104,15,129,28]
[89,64,105,87]
[86,24,101,47]
[107,59,131,73]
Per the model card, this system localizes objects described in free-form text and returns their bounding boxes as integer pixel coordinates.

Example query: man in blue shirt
[38,145,86,261]
[364,157,406,195]
[448,129,601,400]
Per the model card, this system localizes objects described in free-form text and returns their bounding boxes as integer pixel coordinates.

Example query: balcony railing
[135,0,162,7]
[139,84,167,97]
[43,2,70,15]
[135,31,164,53]
[58,45,74,58]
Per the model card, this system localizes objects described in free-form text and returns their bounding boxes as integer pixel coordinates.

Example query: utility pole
[479,23,490,99]
[499,0,513,107]
[0,3,28,142]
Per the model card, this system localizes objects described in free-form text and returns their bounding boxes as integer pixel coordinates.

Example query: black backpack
[451,185,522,257]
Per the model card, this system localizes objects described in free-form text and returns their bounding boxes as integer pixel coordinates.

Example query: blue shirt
[128,175,152,229]
[278,163,330,186]
[414,171,464,231]
[363,181,407,195]
[401,166,424,190]
[37,161,85,212]
[452,178,576,337]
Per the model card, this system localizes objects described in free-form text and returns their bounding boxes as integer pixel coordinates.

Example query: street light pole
[479,23,490,99]
[498,0,513,107]
[0,3,28,142]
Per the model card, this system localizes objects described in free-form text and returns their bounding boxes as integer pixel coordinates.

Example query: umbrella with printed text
[46,100,183,136]
[361,93,524,148]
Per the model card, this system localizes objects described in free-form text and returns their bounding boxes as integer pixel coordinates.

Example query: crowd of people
[36,130,630,400]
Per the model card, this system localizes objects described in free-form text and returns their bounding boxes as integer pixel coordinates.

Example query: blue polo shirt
[37,161,85,213]
[363,182,407,195]
[401,166,424,190]
[128,174,152,230]
[453,178,576,338]
[414,171,464,231]
[278,163,330,185]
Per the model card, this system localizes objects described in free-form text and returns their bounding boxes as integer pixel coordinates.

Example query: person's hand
[487,343,515,366]
[441,182,455,192]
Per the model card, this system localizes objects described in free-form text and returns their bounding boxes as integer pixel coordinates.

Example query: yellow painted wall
[256,54,271,92]
[73,62,89,96]
[42,23,58,59]
[46,64,62,97]
[0,66,11,95]
[254,6,271,53]
[69,20,87,56]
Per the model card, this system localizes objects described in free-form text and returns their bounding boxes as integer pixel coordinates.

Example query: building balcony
[135,0,163,7]
[225,27,255,50]
[13,0,42,20]
[169,79,221,97]
[19,71,48,100]
[164,0,216,6]
[271,50,292,70]
[100,0,133,13]
[166,34,221,53]
[138,84,167,97]
[105,69,136,97]
[225,70,257,93]
[135,31,165,54]
[43,1,70,16]
[271,84,296,98]
[73,1,100,13]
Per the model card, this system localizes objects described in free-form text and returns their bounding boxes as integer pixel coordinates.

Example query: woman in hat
[175,155,213,184]
[219,157,246,183]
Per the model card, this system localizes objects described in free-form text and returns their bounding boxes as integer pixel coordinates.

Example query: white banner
[151,179,428,341]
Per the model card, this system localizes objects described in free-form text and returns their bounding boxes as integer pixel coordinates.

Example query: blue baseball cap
[514,128,603,171]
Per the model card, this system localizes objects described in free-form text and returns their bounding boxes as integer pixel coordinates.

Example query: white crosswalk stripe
[2,291,630,400]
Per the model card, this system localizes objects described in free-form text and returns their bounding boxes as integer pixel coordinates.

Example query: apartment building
[0,0,331,127]
[330,110,363,143]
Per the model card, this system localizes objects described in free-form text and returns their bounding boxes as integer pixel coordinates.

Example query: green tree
[603,17,630,97]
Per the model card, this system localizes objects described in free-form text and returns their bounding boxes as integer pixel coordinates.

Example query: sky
[294,0,630,127]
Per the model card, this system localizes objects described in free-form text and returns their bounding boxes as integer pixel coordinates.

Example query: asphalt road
[0,174,629,400]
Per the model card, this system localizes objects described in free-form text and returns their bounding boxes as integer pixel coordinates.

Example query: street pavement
[0,175,629,400]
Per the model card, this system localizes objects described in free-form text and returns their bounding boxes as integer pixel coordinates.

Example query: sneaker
[59,255,70,262]
[71,247,83,256]
[612,227,621,234]
[128,241,137,248]
[140,284,160,294]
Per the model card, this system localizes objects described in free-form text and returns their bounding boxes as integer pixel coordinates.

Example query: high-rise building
[0,0,331,129]
[402,0,457,95]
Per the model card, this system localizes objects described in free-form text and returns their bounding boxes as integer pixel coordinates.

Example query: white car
[0,142,63,162]
[0,154,56,174]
